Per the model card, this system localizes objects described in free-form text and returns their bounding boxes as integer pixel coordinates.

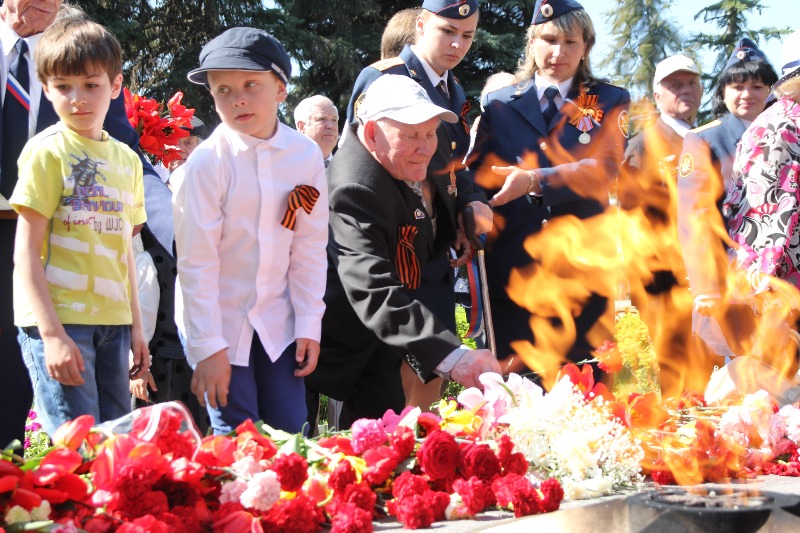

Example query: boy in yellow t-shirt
[10,18,149,437]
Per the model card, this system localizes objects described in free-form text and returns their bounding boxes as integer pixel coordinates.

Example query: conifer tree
[605,0,685,99]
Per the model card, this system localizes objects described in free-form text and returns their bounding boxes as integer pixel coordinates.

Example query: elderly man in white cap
[619,54,703,382]
[305,75,500,429]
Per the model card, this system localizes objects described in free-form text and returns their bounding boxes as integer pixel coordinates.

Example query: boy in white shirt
[172,27,328,434]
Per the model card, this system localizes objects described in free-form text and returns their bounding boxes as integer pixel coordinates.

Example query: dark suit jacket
[468,77,630,361]
[344,45,488,329]
[313,126,462,398]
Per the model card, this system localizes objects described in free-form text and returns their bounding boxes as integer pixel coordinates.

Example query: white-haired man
[294,95,339,165]
[306,75,500,429]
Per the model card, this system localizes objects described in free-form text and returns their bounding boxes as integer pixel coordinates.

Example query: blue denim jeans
[206,336,307,436]
[19,324,131,437]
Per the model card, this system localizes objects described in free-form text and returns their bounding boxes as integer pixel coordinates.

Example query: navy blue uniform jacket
[468,77,630,361]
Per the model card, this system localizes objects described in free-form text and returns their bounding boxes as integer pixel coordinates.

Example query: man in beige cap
[619,54,702,381]
[306,74,500,429]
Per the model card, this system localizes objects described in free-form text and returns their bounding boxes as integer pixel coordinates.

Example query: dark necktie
[541,85,559,125]
[1,38,30,199]
[436,80,449,101]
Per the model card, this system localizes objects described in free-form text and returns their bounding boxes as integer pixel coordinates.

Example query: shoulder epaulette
[369,57,405,71]
[691,119,722,133]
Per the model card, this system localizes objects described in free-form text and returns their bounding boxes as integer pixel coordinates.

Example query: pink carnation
[240,470,281,511]
[350,419,387,455]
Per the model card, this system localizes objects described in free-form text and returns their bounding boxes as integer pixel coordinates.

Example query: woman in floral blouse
[725,31,800,369]
[727,30,800,295]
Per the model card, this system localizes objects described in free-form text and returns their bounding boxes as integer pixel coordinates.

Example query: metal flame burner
[485,484,800,533]
[628,488,800,533]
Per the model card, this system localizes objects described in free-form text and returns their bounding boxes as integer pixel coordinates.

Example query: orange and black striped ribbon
[281,185,320,231]
[396,225,420,289]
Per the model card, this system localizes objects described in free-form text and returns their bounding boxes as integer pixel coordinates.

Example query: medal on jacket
[447,166,458,196]
[565,93,603,145]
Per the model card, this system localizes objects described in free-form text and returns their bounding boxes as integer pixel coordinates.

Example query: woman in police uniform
[677,38,777,361]
[467,0,630,375]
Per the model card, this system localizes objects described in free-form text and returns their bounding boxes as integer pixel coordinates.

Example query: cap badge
[541,4,553,18]
[737,50,747,61]
[459,4,470,16]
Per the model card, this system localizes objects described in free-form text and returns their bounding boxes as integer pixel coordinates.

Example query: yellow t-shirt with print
[10,123,146,327]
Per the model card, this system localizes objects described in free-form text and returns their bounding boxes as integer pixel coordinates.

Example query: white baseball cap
[357,75,458,125]
[654,54,701,86]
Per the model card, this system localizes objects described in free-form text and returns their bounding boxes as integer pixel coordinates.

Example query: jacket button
[541,219,549,227]
[540,141,548,151]
[451,141,457,150]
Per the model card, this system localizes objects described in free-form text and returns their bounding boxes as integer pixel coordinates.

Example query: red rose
[462,443,501,482]
[417,430,460,482]
[417,413,442,437]
[271,452,308,492]
[502,452,529,475]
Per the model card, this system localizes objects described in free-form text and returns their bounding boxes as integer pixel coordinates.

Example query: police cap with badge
[723,37,768,71]
[421,0,478,19]
[531,0,584,25]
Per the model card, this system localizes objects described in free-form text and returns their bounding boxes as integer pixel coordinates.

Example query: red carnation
[452,477,489,516]
[388,493,435,530]
[329,460,357,494]
[330,502,374,533]
[417,430,460,482]
[262,493,324,533]
[271,452,308,492]
[391,471,429,499]
[538,478,564,512]
[491,473,531,507]
[362,446,399,487]
[462,443,501,482]
[390,427,416,460]
[116,514,171,533]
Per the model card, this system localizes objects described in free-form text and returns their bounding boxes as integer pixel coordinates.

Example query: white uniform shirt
[171,122,328,367]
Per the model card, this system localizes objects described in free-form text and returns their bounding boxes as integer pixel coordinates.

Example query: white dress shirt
[660,113,693,138]
[171,122,329,367]
[1,19,44,140]
[533,74,574,113]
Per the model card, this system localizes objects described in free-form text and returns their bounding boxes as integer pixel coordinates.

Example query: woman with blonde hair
[467,0,630,374]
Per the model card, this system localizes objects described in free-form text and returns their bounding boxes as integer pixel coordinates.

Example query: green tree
[690,0,788,97]
[604,0,685,99]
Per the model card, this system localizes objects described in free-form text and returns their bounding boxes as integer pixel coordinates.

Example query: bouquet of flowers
[123,89,195,166]
[456,369,645,500]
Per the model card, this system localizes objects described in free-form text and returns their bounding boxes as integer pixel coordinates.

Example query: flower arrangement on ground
[0,402,564,532]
